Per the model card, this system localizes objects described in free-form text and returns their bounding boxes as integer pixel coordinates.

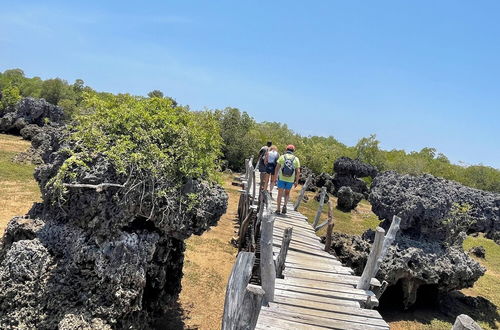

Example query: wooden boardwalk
[253,175,389,330]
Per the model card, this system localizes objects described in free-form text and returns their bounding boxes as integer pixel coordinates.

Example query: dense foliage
[48,93,222,204]
[1,68,499,193]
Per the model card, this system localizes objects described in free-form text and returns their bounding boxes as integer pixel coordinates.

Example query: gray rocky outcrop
[331,157,377,199]
[0,97,64,137]
[336,186,363,211]
[0,125,228,329]
[469,246,486,258]
[323,170,497,309]
[369,171,500,243]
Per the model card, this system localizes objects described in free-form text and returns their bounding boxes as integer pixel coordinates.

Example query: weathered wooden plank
[284,268,381,287]
[294,174,312,211]
[274,289,360,307]
[284,250,342,263]
[256,314,328,329]
[279,255,342,269]
[234,284,265,330]
[260,308,389,330]
[275,278,374,296]
[272,243,340,261]
[284,263,354,275]
[260,209,276,305]
[276,227,293,278]
[357,227,385,290]
[268,303,389,328]
[324,200,335,252]
[272,227,321,243]
[222,252,255,330]
[272,295,382,318]
[274,282,378,307]
[312,186,327,228]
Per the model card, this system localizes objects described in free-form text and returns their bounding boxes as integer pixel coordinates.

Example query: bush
[50,92,222,200]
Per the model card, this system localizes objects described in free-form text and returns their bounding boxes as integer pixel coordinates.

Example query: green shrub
[50,92,222,200]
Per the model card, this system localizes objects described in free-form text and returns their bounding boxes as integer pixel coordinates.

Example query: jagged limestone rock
[0,125,228,329]
[336,186,363,211]
[0,97,64,136]
[370,171,500,242]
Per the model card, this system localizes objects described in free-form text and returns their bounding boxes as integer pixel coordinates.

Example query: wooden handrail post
[312,186,327,228]
[234,284,265,330]
[252,170,256,205]
[222,252,256,330]
[294,174,312,211]
[244,158,249,181]
[373,215,401,274]
[246,164,253,196]
[276,227,293,278]
[452,314,482,330]
[357,227,385,290]
[324,200,335,252]
[260,209,276,305]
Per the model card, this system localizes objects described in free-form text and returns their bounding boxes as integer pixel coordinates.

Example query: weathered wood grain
[222,252,255,330]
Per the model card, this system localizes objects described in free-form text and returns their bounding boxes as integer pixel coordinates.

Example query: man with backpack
[274,144,301,215]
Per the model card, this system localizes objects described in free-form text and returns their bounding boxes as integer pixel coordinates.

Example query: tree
[0,85,21,111]
[40,78,68,105]
[355,134,386,169]
[148,90,164,98]
[216,107,258,170]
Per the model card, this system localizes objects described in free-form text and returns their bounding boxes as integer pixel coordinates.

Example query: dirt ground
[0,134,40,234]
[178,174,239,329]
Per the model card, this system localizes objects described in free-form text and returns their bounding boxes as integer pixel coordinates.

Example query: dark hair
[267,141,272,147]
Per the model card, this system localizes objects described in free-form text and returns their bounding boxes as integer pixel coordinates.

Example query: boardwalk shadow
[379,287,500,328]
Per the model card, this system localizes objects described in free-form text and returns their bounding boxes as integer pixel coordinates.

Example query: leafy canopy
[57,92,222,193]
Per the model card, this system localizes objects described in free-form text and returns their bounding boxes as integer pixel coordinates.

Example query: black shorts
[265,163,276,174]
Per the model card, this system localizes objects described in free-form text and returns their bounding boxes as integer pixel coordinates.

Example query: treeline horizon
[1,68,499,193]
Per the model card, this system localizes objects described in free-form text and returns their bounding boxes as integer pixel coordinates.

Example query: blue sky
[1,1,499,168]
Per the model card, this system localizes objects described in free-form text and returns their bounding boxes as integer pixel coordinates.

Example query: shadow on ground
[379,284,500,329]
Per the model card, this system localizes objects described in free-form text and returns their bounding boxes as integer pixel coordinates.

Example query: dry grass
[0,134,40,234]
[179,173,238,329]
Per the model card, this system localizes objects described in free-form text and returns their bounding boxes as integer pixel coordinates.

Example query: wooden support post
[373,215,401,276]
[312,186,327,228]
[275,227,293,278]
[251,170,256,205]
[324,200,335,252]
[357,227,385,290]
[246,165,253,196]
[314,220,329,232]
[260,209,276,305]
[376,280,389,299]
[238,212,253,251]
[452,314,482,330]
[294,174,312,211]
[222,252,256,330]
[244,158,249,181]
[234,284,265,330]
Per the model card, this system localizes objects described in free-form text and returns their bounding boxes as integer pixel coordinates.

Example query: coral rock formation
[0,97,63,136]
[370,171,499,242]
[336,186,363,211]
[469,246,486,258]
[324,171,495,308]
[332,157,377,199]
[0,126,228,329]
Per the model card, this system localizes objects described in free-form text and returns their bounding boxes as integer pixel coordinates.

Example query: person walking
[274,145,300,215]
[263,145,279,195]
[257,141,272,189]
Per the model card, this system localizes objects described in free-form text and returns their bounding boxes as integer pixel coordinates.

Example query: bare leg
[263,173,270,191]
[276,188,284,212]
[284,189,291,207]
[269,174,275,193]
[259,172,266,190]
